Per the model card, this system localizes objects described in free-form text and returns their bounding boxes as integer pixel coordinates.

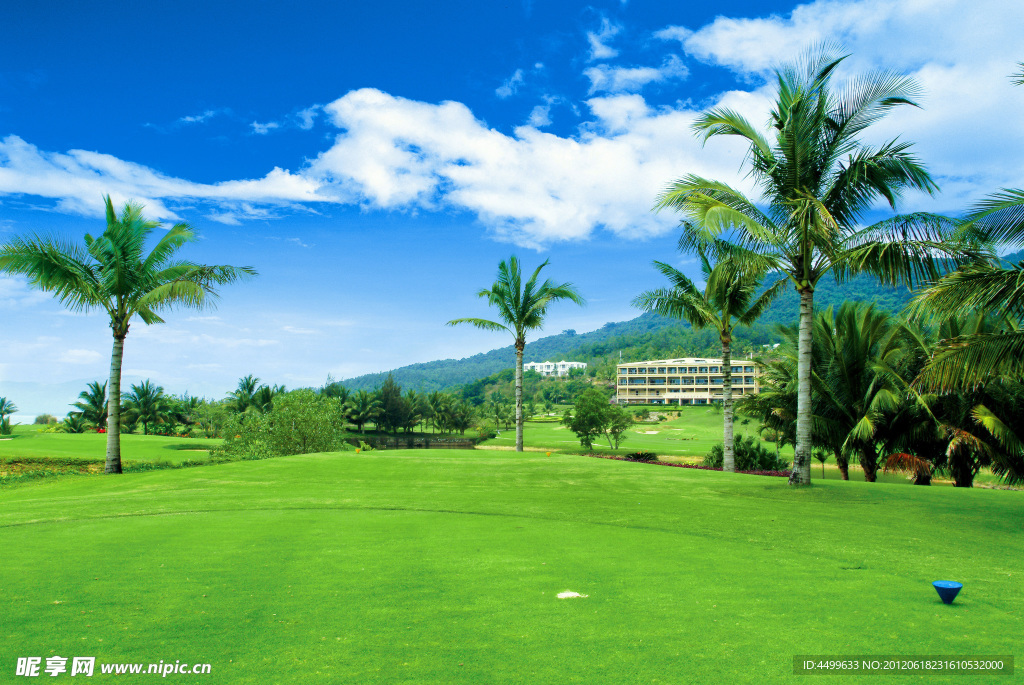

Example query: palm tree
[912,189,1024,391]
[656,47,971,484]
[633,251,783,471]
[228,375,262,414]
[122,380,172,435]
[812,303,905,482]
[0,196,256,472]
[0,397,17,435]
[71,380,107,428]
[345,390,382,432]
[448,256,585,451]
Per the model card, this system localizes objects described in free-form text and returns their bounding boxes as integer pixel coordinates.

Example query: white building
[523,360,587,377]
[615,357,761,405]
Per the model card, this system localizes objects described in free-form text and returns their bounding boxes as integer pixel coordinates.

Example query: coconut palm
[345,390,382,432]
[656,47,972,484]
[122,380,172,435]
[228,375,262,414]
[70,380,107,428]
[633,251,784,471]
[912,189,1024,391]
[0,196,256,472]
[0,397,17,435]
[448,256,585,451]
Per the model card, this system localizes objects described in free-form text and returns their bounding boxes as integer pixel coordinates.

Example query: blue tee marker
[933,581,963,604]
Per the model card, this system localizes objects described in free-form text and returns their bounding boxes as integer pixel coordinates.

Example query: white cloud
[496,69,525,99]
[0,134,324,222]
[527,105,551,127]
[178,109,219,125]
[58,349,102,364]
[0,276,50,309]
[1,0,1022,248]
[584,54,688,94]
[251,121,281,135]
[587,17,620,61]
[295,106,320,130]
[654,0,1024,208]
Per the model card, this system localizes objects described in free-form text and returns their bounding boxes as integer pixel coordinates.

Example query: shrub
[703,434,789,471]
[624,451,657,462]
[214,389,347,460]
[34,414,58,425]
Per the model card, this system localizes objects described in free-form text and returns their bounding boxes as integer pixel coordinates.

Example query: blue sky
[2,0,1022,420]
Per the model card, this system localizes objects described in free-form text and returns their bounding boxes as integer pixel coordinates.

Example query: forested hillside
[342,271,922,392]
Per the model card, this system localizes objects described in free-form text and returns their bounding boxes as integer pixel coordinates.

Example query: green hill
[343,271,919,393]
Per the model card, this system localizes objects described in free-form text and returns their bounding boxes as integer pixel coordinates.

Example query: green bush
[215,390,348,460]
[703,434,789,471]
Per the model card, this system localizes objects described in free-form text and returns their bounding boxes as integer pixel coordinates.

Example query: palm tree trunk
[105,334,125,474]
[789,287,814,486]
[514,344,524,452]
[721,338,734,472]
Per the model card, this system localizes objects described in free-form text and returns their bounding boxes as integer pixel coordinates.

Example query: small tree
[564,388,625,449]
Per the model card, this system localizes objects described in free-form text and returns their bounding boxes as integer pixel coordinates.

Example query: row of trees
[742,304,1023,487]
[644,48,1023,486]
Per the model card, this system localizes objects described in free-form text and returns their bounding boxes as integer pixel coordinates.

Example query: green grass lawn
[487,407,782,458]
[1,449,1019,683]
[0,425,222,466]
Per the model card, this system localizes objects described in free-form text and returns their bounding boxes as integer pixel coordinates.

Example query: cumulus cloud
[587,17,620,61]
[584,54,688,94]
[1,0,1022,248]
[655,0,1024,207]
[0,134,324,222]
[311,87,759,246]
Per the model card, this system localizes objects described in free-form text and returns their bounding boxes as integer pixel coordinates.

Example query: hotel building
[615,357,760,405]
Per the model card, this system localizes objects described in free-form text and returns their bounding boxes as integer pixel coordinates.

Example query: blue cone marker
[932,581,963,604]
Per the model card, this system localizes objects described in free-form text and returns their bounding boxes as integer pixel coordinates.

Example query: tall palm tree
[0,196,256,472]
[656,47,971,485]
[122,379,172,435]
[633,251,784,471]
[71,380,108,428]
[448,256,585,451]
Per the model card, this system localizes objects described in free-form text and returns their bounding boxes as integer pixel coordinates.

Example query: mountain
[342,271,919,393]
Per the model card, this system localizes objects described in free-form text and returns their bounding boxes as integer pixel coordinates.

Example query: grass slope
[0,425,221,465]
[1,450,1019,684]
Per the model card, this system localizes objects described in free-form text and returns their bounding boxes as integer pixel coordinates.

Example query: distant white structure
[523,360,587,377]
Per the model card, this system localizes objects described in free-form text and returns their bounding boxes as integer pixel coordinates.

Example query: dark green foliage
[70,381,107,427]
[33,414,58,425]
[703,434,789,472]
[624,452,657,462]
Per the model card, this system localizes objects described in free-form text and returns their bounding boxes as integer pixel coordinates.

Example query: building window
[709,366,719,373]
[668,367,677,374]
[698,367,708,373]
[688,367,698,373]
[658,367,667,374]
